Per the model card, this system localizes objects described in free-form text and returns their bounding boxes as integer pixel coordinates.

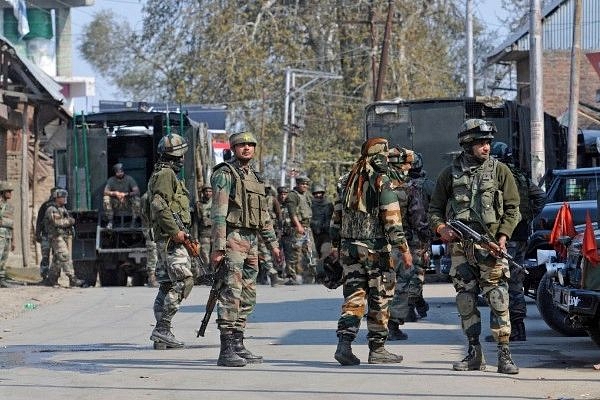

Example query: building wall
[517,51,600,119]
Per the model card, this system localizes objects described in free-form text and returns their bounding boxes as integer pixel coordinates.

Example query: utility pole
[369,0,377,98]
[374,0,394,101]
[530,0,545,185]
[279,68,343,187]
[466,0,474,97]
[567,0,582,169]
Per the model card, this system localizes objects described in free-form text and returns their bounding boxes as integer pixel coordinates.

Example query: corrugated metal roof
[487,0,600,63]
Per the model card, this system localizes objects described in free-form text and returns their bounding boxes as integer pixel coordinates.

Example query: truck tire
[131,270,147,287]
[99,268,128,287]
[73,261,98,287]
[536,272,587,337]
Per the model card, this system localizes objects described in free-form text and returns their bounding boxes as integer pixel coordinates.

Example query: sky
[69,0,510,113]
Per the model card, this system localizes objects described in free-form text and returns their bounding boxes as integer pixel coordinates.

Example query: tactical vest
[45,204,73,238]
[148,165,192,233]
[215,162,269,229]
[391,181,413,243]
[199,199,213,229]
[288,190,312,224]
[449,158,502,226]
[339,183,385,240]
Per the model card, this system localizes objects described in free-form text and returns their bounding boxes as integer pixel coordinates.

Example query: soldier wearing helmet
[147,132,194,350]
[0,181,15,287]
[41,188,85,287]
[35,187,61,281]
[429,119,521,374]
[103,162,141,229]
[487,142,546,343]
[386,148,433,340]
[210,131,282,367]
[196,184,214,280]
[310,183,333,278]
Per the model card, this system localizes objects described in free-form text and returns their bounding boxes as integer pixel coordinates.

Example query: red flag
[583,210,600,265]
[549,202,577,258]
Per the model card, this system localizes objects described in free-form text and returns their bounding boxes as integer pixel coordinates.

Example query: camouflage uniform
[197,187,213,274]
[148,134,194,349]
[140,191,158,287]
[310,186,334,278]
[0,182,15,287]
[331,138,408,365]
[35,190,57,280]
[429,119,520,374]
[103,165,141,227]
[211,131,280,367]
[285,178,317,283]
[386,148,432,339]
[257,190,282,286]
[43,189,84,287]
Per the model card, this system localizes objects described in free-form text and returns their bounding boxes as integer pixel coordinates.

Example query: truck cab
[57,110,211,286]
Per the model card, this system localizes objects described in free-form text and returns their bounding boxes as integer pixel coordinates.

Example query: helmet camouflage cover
[53,188,68,199]
[229,132,257,147]
[388,147,415,165]
[312,184,325,193]
[457,118,496,145]
[158,133,188,157]
[0,181,13,192]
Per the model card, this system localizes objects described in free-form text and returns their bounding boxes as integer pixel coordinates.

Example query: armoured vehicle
[56,110,212,286]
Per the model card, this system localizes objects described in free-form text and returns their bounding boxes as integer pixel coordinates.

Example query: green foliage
[79,0,493,187]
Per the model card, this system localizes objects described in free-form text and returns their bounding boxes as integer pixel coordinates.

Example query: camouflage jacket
[0,198,14,238]
[148,163,191,240]
[44,203,74,239]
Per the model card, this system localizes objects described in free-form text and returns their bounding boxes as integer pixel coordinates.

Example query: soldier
[310,184,334,274]
[42,189,85,287]
[103,163,141,229]
[429,119,521,375]
[197,185,214,279]
[210,131,282,367]
[257,183,283,286]
[330,137,412,366]
[35,187,60,280]
[285,175,317,284]
[387,147,432,340]
[0,181,16,288]
[489,142,546,341]
[140,191,158,288]
[147,133,195,350]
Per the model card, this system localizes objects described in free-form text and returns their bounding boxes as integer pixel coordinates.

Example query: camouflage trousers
[507,240,527,321]
[0,235,11,278]
[449,241,511,344]
[143,229,157,276]
[48,235,75,279]
[152,240,194,324]
[285,227,317,282]
[258,237,278,277]
[216,227,260,332]
[389,247,427,323]
[39,236,51,279]
[103,195,141,221]
[199,236,212,274]
[336,241,396,344]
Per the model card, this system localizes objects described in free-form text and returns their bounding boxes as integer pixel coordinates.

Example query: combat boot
[67,274,85,287]
[269,272,283,287]
[217,331,247,367]
[367,341,403,364]
[334,335,360,366]
[497,344,519,374]
[147,274,159,288]
[405,307,418,322]
[387,320,408,341]
[232,331,263,363]
[452,344,486,371]
[0,277,16,288]
[509,320,526,342]
[415,297,429,318]
[150,321,185,349]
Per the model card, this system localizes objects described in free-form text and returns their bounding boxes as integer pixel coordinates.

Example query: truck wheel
[74,261,98,287]
[131,270,147,287]
[536,272,587,336]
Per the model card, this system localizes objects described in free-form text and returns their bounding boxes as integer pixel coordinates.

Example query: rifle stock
[446,219,529,275]
[197,257,228,337]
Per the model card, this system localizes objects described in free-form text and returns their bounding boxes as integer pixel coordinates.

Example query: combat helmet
[229,132,257,147]
[277,186,289,194]
[491,141,512,162]
[158,134,188,157]
[296,175,310,185]
[0,181,13,192]
[388,147,415,165]
[312,184,325,194]
[457,119,496,145]
[52,188,68,199]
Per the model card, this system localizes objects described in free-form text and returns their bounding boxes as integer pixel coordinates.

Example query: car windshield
[551,176,600,202]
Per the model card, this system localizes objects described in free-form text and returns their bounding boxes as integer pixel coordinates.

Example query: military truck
[56,110,213,286]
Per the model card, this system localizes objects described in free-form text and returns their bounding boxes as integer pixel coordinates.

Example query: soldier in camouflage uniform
[310,184,334,279]
[35,187,60,281]
[285,175,318,284]
[331,138,412,366]
[42,189,85,287]
[140,191,158,288]
[147,133,194,349]
[103,163,141,229]
[386,148,432,341]
[257,183,283,286]
[489,142,546,342]
[277,186,293,279]
[429,119,521,374]
[210,132,282,367]
[0,181,16,288]
[196,185,213,280]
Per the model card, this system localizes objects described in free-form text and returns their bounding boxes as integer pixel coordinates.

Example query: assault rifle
[446,219,528,275]
[171,212,212,278]
[197,257,228,337]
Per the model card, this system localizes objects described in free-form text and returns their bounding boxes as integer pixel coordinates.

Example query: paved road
[1,282,599,400]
